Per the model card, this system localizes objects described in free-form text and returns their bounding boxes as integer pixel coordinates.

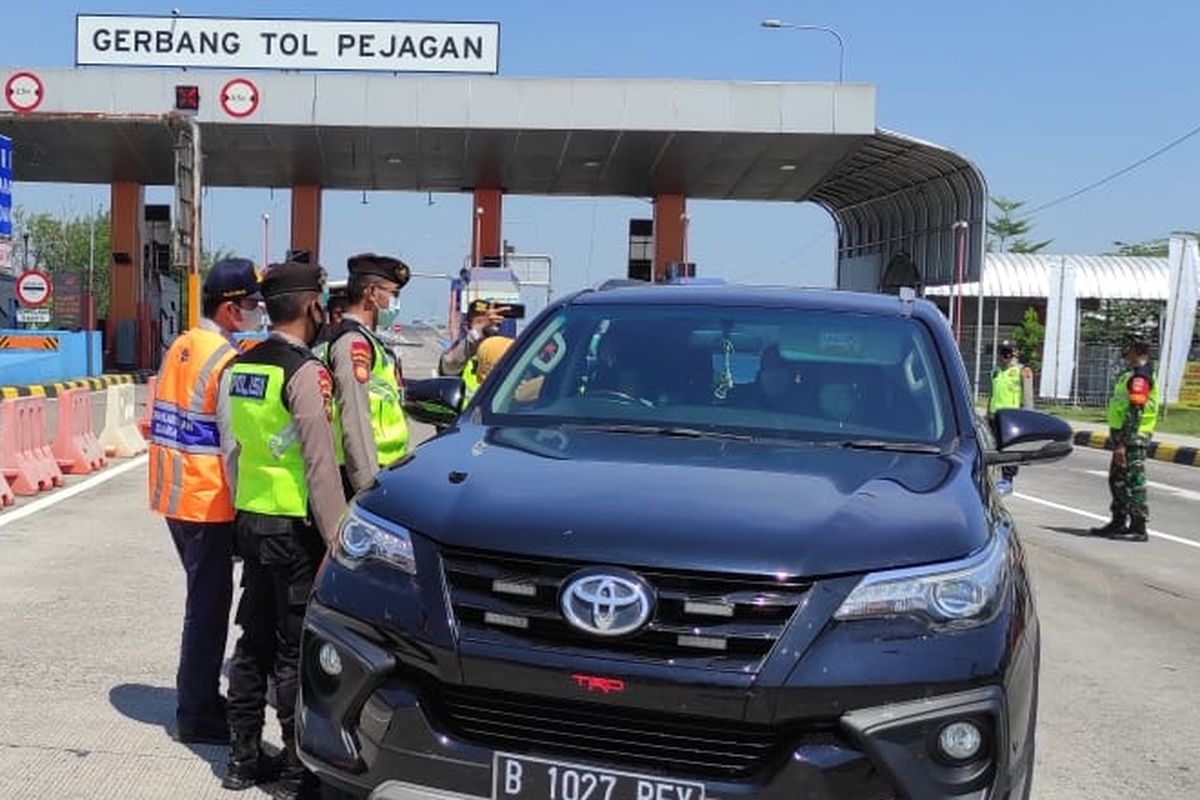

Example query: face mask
[238,306,264,332]
[307,304,325,347]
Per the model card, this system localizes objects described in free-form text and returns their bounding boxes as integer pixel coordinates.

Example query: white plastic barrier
[98,383,148,458]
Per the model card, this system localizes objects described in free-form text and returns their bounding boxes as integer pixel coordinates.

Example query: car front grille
[430,681,809,778]
[440,547,810,671]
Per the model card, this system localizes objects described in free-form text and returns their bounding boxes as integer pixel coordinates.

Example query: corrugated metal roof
[924,253,1171,300]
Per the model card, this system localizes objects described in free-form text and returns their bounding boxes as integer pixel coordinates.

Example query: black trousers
[167,518,234,729]
[226,512,326,745]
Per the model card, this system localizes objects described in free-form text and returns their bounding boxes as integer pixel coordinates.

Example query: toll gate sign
[75,15,500,74]
[0,134,12,238]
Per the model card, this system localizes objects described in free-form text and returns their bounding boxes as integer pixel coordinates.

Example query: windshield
[485,303,955,446]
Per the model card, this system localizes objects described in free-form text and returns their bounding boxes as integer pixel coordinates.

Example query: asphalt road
[0,339,1196,798]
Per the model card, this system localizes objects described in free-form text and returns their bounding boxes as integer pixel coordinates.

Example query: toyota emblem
[560,569,654,637]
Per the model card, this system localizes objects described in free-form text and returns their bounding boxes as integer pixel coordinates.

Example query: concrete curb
[0,374,145,400]
[1072,430,1200,468]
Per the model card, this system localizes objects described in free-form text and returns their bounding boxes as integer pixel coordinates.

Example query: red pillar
[107,181,143,369]
[471,188,503,267]
[291,185,322,266]
[653,193,687,282]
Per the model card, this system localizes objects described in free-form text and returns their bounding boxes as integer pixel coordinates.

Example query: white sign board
[76,15,500,74]
[16,269,52,307]
[16,307,51,323]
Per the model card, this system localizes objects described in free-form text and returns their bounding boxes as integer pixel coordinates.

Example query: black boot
[1112,516,1149,542]
[1089,514,1127,537]
[274,741,320,800]
[222,730,276,791]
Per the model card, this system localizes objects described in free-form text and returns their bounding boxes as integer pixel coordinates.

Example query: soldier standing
[1090,337,1159,542]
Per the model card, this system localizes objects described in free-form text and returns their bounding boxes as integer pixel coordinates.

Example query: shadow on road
[1045,525,1100,538]
[108,683,226,777]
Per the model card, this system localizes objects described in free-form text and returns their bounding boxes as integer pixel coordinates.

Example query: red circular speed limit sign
[220,77,260,119]
[4,71,44,114]
[16,269,52,307]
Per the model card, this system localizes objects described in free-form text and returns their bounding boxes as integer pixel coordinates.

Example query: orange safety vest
[148,327,238,522]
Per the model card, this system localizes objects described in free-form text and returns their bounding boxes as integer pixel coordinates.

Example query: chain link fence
[956,299,1200,409]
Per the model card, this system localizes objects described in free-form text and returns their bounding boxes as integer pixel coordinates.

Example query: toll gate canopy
[0,68,985,290]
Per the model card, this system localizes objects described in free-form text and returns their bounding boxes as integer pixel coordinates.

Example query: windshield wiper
[838,439,944,454]
[567,423,753,442]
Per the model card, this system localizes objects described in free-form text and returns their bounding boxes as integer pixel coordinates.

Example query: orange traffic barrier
[1,397,64,495]
[0,472,13,507]
[53,388,107,475]
[138,376,157,439]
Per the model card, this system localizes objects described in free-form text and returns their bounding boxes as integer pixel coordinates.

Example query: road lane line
[1012,491,1200,551]
[0,455,148,529]
[1076,469,1200,501]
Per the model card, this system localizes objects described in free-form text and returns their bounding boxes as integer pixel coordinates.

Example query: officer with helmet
[218,261,347,797]
[322,253,412,496]
[988,340,1026,492]
[1091,336,1159,542]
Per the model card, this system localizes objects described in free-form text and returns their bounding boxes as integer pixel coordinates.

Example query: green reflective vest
[228,338,312,518]
[1106,367,1159,435]
[325,324,409,467]
[462,358,481,404]
[989,364,1023,413]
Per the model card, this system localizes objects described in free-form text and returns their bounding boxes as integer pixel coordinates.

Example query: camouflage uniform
[1101,360,1158,537]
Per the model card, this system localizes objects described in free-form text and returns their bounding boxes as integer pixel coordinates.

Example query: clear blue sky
[7,1,1200,321]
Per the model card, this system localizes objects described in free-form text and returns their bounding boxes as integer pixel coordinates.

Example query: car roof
[570,283,938,320]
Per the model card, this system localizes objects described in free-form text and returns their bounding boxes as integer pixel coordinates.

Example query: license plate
[493,753,706,800]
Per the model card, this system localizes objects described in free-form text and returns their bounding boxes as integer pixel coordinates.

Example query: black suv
[298,284,1070,800]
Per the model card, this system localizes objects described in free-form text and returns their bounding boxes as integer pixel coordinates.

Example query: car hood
[358,424,987,578]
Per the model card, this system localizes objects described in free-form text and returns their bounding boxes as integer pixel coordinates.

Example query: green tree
[12,206,112,316]
[987,196,1052,253]
[1012,307,1045,377]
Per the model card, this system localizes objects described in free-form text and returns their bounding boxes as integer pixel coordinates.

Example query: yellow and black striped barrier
[0,334,61,351]
[1072,430,1200,467]
[0,374,142,400]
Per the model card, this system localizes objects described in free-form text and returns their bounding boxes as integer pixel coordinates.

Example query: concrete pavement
[1,342,1197,798]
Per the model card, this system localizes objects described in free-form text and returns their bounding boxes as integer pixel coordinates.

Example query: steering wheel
[589,389,656,408]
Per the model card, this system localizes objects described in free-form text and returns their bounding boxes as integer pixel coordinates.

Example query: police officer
[324,253,412,496]
[219,261,347,797]
[439,299,509,380]
[462,334,515,404]
[1090,337,1159,542]
[149,257,262,744]
[989,341,1025,490]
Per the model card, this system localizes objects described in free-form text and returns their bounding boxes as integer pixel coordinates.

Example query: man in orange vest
[148,258,264,745]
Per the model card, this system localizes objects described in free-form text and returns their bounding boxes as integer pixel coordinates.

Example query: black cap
[998,340,1015,357]
[348,253,411,288]
[203,257,263,302]
[261,261,325,299]
[467,299,492,319]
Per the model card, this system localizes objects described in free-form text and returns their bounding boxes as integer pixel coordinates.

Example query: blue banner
[0,135,12,238]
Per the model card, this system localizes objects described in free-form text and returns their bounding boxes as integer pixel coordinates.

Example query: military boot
[1112,515,1149,542]
[274,741,320,800]
[1089,514,1127,537]
[222,730,280,791]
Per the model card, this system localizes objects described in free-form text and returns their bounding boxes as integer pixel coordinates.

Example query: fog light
[317,643,343,677]
[937,721,983,762]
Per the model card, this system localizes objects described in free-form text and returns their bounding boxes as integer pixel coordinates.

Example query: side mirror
[404,377,464,428]
[984,408,1073,466]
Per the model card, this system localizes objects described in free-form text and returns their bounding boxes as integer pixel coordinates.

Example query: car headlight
[334,506,416,573]
[834,532,1009,629]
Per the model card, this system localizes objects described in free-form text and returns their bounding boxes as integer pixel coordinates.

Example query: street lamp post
[761,19,846,83]
[261,213,270,267]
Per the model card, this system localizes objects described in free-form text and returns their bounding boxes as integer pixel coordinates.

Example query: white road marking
[0,455,148,529]
[1012,491,1200,551]
[1078,469,1200,501]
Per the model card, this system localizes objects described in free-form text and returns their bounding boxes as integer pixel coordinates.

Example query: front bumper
[299,603,1028,800]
